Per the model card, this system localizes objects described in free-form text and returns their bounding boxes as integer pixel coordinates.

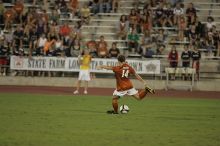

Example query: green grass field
[0,93,220,146]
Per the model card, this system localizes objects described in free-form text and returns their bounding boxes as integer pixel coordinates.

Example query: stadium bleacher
[0,0,219,79]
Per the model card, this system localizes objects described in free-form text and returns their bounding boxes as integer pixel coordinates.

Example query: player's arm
[134,72,147,86]
[96,65,113,70]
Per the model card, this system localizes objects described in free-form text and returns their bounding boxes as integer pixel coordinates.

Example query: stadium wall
[0,77,219,91]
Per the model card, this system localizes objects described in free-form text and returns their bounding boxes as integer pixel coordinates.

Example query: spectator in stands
[168,45,178,80]
[156,29,166,45]
[70,37,81,57]
[156,44,165,55]
[191,46,201,80]
[28,27,38,57]
[0,41,9,76]
[205,31,215,56]
[57,0,68,14]
[36,33,47,56]
[108,42,120,58]
[173,2,184,25]
[87,39,98,57]
[48,21,58,40]
[97,35,108,58]
[112,0,120,13]
[162,2,174,27]
[68,0,79,18]
[99,0,111,13]
[140,8,152,33]
[181,45,191,80]
[80,2,91,25]
[43,38,55,56]
[128,9,140,32]
[3,8,15,31]
[127,28,139,54]
[178,16,186,41]
[50,8,60,24]
[212,29,219,56]
[13,0,24,24]
[54,36,63,56]
[117,15,129,40]
[90,0,99,15]
[24,11,37,36]
[13,25,24,54]
[154,2,164,27]
[59,22,72,37]
[185,3,196,26]
[36,14,48,36]
[188,25,198,46]
[0,0,4,25]
[206,16,216,31]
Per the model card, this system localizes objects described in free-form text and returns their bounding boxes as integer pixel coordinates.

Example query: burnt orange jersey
[112,63,136,91]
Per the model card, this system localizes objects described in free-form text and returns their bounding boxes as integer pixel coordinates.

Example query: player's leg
[128,87,155,100]
[107,96,119,114]
[73,80,81,94]
[84,81,88,94]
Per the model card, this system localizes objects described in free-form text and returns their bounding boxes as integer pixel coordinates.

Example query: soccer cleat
[106,110,118,114]
[73,90,79,94]
[84,90,88,94]
[145,85,155,94]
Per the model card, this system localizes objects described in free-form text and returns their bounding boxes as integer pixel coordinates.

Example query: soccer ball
[119,104,129,114]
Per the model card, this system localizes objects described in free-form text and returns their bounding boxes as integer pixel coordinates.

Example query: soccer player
[97,55,155,114]
[73,49,92,94]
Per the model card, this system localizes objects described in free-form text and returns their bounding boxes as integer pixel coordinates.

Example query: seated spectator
[90,0,99,15]
[12,25,24,54]
[97,35,108,58]
[13,0,24,24]
[117,15,129,40]
[173,2,184,25]
[188,25,198,46]
[108,42,120,58]
[178,16,187,41]
[48,21,59,40]
[87,39,97,57]
[181,45,191,80]
[156,29,166,45]
[59,22,72,37]
[3,28,13,51]
[3,8,15,31]
[70,38,81,57]
[186,3,196,26]
[68,0,79,18]
[28,27,38,57]
[127,29,139,53]
[140,9,152,33]
[99,0,111,13]
[111,0,120,13]
[36,34,47,56]
[80,2,91,25]
[24,12,37,36]
[0,0,4,25]
[0,41,9,76]
[139,30,153,56]
[205,32,215,56]
[54,37,63,56]
[191,46,201,80]
[156,44,165,55]
[43,38,55,56]
[162,2,174,27]
[154,2,164,27]
[50,8,60,24]
[206,16,216,31]
[168,45,178,80]
[128,9,140,31]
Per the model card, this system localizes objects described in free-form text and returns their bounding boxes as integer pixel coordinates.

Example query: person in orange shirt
[43,38,55,56]
[73,49,92,94]
[97,55,155,114]
[97,35,108,58]
[69,0,78,18]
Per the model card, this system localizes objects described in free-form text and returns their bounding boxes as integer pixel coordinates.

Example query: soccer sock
[138,90,147,100]
[112,98,118,113]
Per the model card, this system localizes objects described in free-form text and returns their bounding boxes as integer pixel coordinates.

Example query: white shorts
[78,70,91,81]
[113,88,138,97]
